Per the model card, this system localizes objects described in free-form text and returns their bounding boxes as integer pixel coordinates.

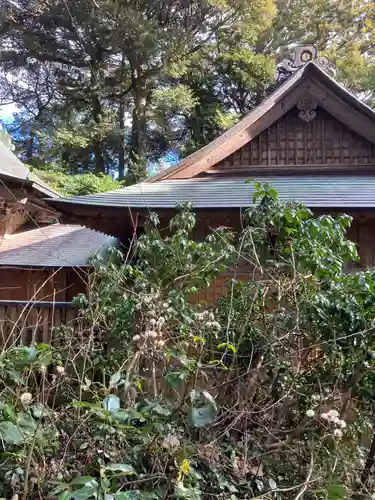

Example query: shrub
[0,185,374,499]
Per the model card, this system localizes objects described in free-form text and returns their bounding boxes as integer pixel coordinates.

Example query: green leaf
[114,492,159,500]
[50,481,72,495]
[165,371,187,388]
[217,343,237,353]
[71,483,98,500]
[31,403,50,419]
[16,412,37,433]
[71,476,97,486]
[102,395,120,412]
[0,421,25,445]
[58,493,73,500]
[105,463,136,475]
[326,484,347,499]
[109,372,122,388]
[153,404,171,416]
[190,403,218,428]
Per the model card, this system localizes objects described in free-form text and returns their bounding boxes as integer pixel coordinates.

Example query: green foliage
[0,184,375,498]
[33,170,122,196]
[0,0,275,179]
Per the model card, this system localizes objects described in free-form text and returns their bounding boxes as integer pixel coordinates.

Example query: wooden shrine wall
[213,107,375,170]
[192,213,375,305]
[0,268,87,302]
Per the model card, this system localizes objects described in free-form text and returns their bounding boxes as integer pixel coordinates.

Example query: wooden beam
[203,163,375,176]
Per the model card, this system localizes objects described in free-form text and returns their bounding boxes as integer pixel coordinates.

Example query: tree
[0,0,276,181]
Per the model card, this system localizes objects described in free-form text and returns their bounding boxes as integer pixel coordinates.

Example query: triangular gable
[208,106,375,173]
[151,62,375,181]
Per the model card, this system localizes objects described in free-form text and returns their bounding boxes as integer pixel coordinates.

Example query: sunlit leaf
[102,395,121,412]
[105,463,136,475]
[326,484,347,499]
[190,403,217,428]
[0,421,25,444]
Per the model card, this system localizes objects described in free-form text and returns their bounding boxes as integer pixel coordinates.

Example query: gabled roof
[45,61,375,219]
[0,140,59,198]
[150,62,375,181]
[44,176,375,210]
[0,224,118,267]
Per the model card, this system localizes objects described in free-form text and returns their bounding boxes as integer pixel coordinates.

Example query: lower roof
[46,175,375,209]
[0,224,118,268]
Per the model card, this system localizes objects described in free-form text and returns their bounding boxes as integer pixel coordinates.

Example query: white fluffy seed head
[56,365,65,375]
[333,428,343,439]
[20,392,32,405]
[162,434,180,450]
[306,409,315,418]
[328,409,339,418]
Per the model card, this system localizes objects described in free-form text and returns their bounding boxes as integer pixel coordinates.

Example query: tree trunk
[92,94,105,174]
[118,101,125,180]
[128,69,147,184]
[26,134,34,161]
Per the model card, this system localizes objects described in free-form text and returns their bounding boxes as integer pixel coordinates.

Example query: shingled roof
[42,176,375,210]
[0,224,118,267]
[0,139,58,198]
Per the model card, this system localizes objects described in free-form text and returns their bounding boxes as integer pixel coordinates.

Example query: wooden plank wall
[0,268,87,302]
[214,107,375,169]
[0,302,78,347]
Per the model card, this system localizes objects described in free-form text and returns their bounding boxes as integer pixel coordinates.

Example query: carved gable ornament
[276,45,335,123]
[276,45,336,80]
[296,95,319,122]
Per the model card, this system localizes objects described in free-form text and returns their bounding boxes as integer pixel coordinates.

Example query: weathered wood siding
[0,301,78,346]
[0,268,87,302]
[214,107,375,170]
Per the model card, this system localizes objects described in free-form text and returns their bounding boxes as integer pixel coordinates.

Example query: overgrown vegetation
[1,185,375,499]
[33,169,123,196]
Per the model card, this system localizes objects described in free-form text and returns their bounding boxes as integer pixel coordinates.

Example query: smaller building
[0,139,117,344]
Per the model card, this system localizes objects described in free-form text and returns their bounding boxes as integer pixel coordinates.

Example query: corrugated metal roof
[0,224,118,267]
[0,140,58,198]
[46,176,375,209]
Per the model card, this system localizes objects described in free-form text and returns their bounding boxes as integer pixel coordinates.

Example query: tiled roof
[45,176,375,209]
[0,224,118,267]
[0,140,58,198]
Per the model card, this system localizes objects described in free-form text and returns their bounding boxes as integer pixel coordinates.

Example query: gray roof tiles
[46,176,375,209]
[0,140,58,198]
[0,224,118,267]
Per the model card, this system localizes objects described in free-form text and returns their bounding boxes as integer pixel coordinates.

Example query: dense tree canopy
[0,0,373,186]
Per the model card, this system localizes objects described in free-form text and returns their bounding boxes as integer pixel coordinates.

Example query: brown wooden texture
[0,268,87,301]
[0,303,79,347]
[213,107,375,170]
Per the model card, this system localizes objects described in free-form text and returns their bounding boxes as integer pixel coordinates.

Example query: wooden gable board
[209,106,375,171]
[151,62,375,181]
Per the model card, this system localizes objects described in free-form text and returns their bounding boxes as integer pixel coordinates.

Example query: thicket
[1,185,375,499]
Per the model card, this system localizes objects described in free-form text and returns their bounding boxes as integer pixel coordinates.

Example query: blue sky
[0,103,18,123]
